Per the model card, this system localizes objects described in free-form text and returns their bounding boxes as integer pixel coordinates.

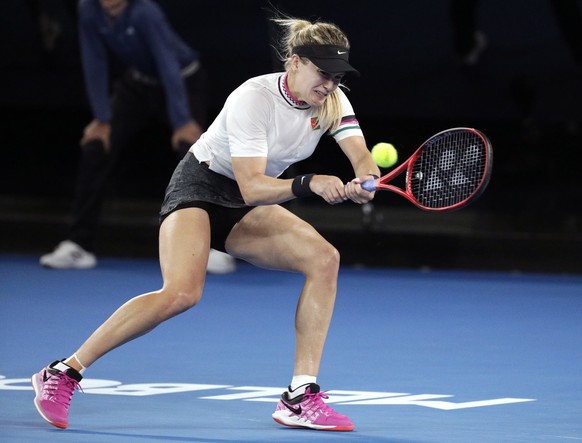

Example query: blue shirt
[78,0,199,129]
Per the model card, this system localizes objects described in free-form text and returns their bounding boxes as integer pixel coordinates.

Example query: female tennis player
[32,14,380,432]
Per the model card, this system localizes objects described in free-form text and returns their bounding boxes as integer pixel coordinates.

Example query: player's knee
[160,285,203,317]
[177,289,202,312]
[322,243,341,273]
[304,240,340,277]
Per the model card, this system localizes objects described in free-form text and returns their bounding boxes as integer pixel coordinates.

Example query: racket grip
[361,179,377,192]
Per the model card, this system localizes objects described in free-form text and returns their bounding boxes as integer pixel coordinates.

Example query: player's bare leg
[32,208,211,429]
[66,208,211,369]
[227,205,339,375]
[227,205,354,431]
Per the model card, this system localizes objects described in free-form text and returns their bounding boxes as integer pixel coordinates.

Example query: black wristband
[292,174,315,198]
[369,174,379,179]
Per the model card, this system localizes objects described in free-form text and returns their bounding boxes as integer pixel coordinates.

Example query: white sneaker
[207,248,236,274]
[40,240,97,269]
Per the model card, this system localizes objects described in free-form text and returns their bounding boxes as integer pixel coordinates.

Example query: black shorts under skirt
[159,152,255,252]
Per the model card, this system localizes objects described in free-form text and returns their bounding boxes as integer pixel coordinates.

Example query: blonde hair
[272,16,350,132]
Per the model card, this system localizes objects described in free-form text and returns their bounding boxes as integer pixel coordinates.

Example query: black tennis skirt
[159,151,254,252]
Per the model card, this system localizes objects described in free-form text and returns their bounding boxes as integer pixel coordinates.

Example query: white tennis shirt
[192,72,363,180]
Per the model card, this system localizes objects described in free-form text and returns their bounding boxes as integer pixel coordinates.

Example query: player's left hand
[345,176,376,204]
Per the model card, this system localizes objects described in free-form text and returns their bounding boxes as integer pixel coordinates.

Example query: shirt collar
[278,73,310,109]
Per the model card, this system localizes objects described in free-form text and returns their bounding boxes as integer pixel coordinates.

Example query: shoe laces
[44,371,82,406]
[304,389,334,416]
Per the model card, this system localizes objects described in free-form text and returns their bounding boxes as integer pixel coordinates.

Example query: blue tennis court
[1,253,581,442]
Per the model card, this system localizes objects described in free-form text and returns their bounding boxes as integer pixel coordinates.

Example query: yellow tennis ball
[371,142,398,168]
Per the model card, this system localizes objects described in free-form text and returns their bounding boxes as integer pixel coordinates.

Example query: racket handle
[361,179,377,191]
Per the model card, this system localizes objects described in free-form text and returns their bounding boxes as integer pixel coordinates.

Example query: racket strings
[410,131,487,208]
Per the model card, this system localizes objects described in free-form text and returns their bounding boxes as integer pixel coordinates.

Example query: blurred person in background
[40,0,236,273]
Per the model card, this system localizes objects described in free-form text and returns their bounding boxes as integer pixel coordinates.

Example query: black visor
[292,44,359,76]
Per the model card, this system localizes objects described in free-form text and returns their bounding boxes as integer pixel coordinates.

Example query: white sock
[66,353,87,374]
[288,375,317,398]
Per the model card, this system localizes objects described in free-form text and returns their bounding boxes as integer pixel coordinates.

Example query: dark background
[1,0,581,273]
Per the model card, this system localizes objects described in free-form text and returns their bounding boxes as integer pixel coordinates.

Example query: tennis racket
[362,127,493,212]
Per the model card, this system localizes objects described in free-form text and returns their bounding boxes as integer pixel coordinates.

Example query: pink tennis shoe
[31,360,82,429]
[32,363,351,432]
[272,383,354,431]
